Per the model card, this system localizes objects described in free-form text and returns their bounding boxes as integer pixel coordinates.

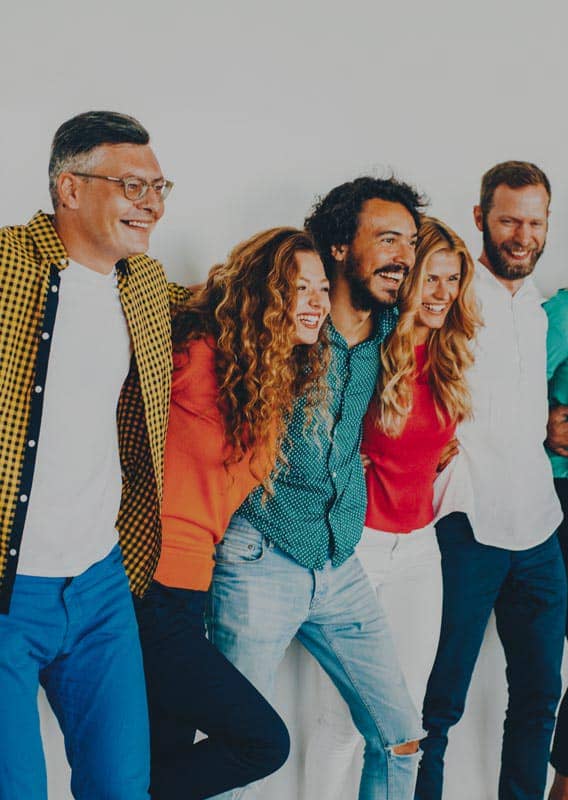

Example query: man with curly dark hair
[208,175,428,800]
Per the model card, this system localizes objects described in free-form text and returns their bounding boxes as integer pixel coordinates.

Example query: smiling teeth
[380,271,403,281]
[127,221,149,228]
[298,314,320,327]
[423,304,446,312]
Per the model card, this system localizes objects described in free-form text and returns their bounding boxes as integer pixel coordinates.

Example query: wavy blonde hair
[171,227,330,491]
[377,216,481,437]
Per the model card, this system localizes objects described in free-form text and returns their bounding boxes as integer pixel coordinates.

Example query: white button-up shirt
[458,261,562,550]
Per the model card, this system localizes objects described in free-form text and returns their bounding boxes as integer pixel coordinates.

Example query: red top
[155,338,271,590]
[362,344,456,533]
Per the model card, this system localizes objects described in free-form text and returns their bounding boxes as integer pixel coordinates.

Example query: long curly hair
[377,216,481,437]
[172,227,330,491]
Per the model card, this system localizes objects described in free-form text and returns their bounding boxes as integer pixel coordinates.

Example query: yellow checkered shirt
[0,211,186,612]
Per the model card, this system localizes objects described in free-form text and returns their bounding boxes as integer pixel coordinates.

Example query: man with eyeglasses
[0,110,180,799]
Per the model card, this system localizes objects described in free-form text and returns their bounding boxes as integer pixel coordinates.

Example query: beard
[344,252,405,312]
[482,220,545,281]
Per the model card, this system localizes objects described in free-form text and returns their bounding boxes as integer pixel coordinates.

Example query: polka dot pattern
[238,312,397,569]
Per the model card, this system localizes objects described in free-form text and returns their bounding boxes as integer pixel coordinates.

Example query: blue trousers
[134,581,290,799]
[208,515,423,800]
[551,478,568,776]
[0,544,150,800]
[415,513,567,800]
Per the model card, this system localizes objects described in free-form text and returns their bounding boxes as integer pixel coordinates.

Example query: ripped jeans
[207,516,423,800]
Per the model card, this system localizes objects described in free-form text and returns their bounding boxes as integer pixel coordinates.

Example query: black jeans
[552,478,568,775]
[415,512,567,800]
[134,581,290,799]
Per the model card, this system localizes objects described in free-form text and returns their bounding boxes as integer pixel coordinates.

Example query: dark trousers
[415,513,567,800]
[134,581,290,800]
[552,478,568,775]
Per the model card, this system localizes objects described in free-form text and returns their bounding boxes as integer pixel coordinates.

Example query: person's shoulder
[0,221,32,247]
[543,288,568,331]
[127,252,166,276]
[543,288,568,312]
[0,221,38,271]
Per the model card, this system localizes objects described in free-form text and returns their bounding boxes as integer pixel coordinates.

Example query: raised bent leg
[135,581,289,800]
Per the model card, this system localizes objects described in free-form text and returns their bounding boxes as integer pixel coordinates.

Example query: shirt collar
[475,259,537,301]
[26,211,129,277]
[328,306,398,348]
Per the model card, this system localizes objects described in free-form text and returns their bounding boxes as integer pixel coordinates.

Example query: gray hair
[49,110,150,208]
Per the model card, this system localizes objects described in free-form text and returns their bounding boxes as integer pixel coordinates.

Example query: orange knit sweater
[154,337,268,590]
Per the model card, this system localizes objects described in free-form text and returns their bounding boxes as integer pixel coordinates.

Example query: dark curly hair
[171,227,330,493]
[305,176,428,276]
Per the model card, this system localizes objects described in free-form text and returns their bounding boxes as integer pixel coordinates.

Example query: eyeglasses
[71,173,174,201]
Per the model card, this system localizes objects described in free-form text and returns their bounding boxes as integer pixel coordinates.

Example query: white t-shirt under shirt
[456,261,562,550]
[18,260,132,576]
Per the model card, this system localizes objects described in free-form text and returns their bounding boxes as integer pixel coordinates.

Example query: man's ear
[331,244,348,262]
[473,205,484,233]
[57,173,82,210]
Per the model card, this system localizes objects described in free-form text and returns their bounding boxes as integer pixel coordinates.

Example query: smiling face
[474,183,548,291]
[337,198,418,310]
[414,249,462,344]
[56,142,165,272]
[292,251,331,345]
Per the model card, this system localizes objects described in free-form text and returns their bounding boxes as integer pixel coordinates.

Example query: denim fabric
[416,513,567,800]
[134,581,289,799]
[0,544,150,800]
[551,478,568,775]
[207,515,423,800]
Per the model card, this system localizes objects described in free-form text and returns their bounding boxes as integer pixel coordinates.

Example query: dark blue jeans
[415,513,567,800]
[134,581,290,800]
[551,478,568,776]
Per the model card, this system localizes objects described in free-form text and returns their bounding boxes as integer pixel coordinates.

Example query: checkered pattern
[0,211,182,610]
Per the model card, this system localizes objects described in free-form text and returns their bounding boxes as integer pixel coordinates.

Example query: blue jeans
[207,516,423,800]
[0,544,150,800]
[416,513,567,800]
[134,582,289,799]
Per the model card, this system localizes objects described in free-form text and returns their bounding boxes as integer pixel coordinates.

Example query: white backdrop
[3,1,568,798]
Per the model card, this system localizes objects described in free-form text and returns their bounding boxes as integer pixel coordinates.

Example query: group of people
[1,109,567,800]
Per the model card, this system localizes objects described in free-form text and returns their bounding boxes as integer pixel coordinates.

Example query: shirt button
[20,494,28,503]
[51,284,58,293]
[41,332,50,340]
[28,440,36,448]
[331,471,337,478]
[9,549,17,557]
[34,386,42,393]
[59,258,66,266]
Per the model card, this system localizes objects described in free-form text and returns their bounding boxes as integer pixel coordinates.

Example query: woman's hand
[436,437,459,473]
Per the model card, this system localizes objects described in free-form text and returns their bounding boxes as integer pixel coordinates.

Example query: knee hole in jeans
[391,740,420,756]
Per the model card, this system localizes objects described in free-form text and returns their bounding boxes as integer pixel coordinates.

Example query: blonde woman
[300,216,479,800]
[359,215,479,712]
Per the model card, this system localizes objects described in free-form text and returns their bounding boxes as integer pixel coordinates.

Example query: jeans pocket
[215,516,266,564]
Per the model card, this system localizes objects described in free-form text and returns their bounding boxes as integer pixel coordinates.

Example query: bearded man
[416,162,567,800]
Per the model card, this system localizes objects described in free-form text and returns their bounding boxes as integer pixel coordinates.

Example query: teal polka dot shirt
[237,310,397,569]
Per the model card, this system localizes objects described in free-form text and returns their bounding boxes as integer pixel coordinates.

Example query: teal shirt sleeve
[544,289,568,478]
